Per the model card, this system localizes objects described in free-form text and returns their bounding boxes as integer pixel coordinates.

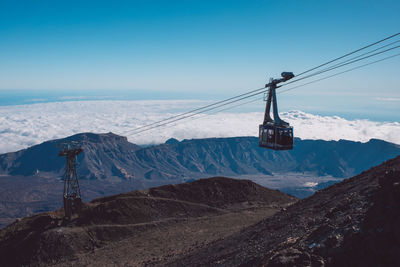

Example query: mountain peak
[165,137,180,145]
[64,132,128,143]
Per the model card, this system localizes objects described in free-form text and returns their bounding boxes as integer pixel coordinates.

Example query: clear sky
[0,0,399,118]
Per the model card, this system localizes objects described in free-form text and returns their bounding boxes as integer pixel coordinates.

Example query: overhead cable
[122,33,400,135]
[127,89,269,135]
[129,52,400,137]
[295,32,400,77]
[278,52,400,94]
[283,45,400,86]
[300,39,400,78]
[120,33,400,136]
[120,86,265,135]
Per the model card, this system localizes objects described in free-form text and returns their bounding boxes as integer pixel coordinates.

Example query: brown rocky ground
[0,177,296,266]
[168,156,400,267]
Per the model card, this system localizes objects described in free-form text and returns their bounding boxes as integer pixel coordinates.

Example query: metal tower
[58,142,83,219]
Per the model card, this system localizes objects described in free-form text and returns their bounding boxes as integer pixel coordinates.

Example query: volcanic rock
[168,156,400,266]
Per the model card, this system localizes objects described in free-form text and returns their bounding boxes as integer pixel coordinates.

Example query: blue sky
[0,0,399,120]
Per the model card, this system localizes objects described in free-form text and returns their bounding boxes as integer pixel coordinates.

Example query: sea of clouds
[0,100,399,154]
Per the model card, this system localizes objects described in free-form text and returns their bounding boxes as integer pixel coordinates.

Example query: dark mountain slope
[1,134,399,181]
[139,137,400,179]
[291,138,399,177]
[169,156,400,266]
[0,177,296,266]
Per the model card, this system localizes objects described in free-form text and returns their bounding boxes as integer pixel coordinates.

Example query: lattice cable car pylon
[58,141,83,219]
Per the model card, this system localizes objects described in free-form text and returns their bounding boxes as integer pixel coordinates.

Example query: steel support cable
[182,53,400,128]
[126,47,400,137]
[120,86,266,135]
[306,40,400,76]
[204,53,400,114]
[128,89,269,136]
[184,94,265,120]
[205,53,400,114]
[120,34,400,136]
[278,52,400,94]
[283,45,400,86]
[137,95,266,135]
[295,32,400,77]
[130,52,400,137]
[204,52,400,120]
[123,35,400,136]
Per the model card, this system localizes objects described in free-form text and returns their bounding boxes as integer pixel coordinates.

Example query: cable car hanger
[259,72,295,151]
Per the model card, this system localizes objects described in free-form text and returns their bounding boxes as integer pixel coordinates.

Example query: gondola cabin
[259,123,293,150]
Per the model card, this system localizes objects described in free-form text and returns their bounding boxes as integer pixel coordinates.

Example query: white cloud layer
[0,100,399,154]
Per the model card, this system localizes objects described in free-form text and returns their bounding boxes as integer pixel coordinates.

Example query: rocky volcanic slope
[0,177,296,266]
[168,156,400,267]
[0,132,141,179]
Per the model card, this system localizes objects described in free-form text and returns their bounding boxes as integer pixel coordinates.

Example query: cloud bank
[0,100,399,154]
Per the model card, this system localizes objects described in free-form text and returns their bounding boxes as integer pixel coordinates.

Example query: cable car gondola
[259,72,294,150]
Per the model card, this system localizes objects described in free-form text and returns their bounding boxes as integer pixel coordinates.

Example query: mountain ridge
[1,133,399,229]
[1,133,399,181]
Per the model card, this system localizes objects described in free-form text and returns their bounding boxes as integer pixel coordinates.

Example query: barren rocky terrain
[0,177,296,266]
[168,156,400,266]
